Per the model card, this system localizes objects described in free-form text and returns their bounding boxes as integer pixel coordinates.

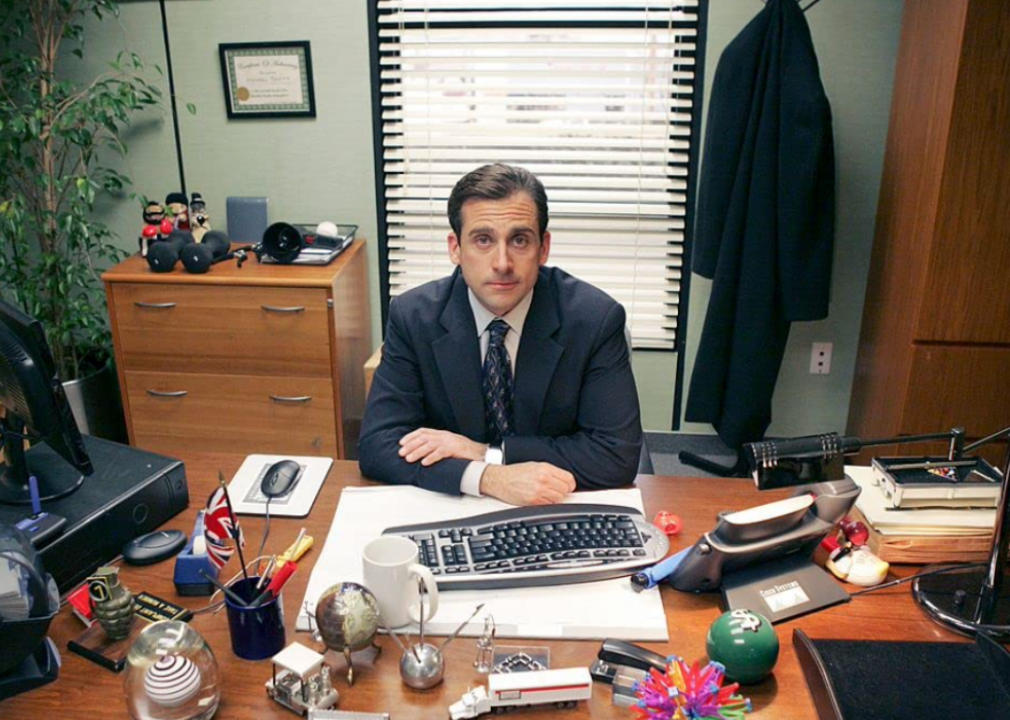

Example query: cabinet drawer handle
[261,305,305,314]
[270,395,312,404]
[146,389,188,398]
[135,302,177,309]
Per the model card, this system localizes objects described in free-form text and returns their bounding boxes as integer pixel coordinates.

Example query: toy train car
[450,667,593,719]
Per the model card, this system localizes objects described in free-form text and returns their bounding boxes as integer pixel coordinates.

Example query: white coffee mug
[362,536,439,628]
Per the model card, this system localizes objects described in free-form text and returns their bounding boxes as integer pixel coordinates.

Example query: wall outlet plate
[810,342,833,374]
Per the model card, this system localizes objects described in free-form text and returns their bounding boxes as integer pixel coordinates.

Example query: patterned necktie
[482,319,514,445]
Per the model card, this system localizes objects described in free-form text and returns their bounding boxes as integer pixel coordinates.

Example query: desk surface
[2,454,962,719]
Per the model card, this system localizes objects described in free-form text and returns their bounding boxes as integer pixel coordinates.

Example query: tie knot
[488,319,509,345]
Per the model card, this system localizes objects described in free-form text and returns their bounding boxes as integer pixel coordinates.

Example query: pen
[200,570,249,607]
[256,556,277,591]
[252,560,297,607]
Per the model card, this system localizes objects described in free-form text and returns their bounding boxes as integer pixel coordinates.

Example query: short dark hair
[447,164,549,240]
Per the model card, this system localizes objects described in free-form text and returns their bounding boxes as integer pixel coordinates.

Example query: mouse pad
[227,454,333,517]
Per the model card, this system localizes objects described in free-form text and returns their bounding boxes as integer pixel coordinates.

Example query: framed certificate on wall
[219,41,316,119]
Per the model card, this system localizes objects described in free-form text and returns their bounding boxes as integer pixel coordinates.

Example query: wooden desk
[2,456,963,719]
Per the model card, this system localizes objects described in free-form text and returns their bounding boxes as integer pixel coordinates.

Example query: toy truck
[449,667,592,719]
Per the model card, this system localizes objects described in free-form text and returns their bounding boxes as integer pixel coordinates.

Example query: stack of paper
[848,466,994,536]
[297,486,670,641]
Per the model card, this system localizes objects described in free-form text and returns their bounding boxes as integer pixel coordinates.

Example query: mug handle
[407,563,439,623]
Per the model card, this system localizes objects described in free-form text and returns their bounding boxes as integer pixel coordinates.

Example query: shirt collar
[467,287,534,339]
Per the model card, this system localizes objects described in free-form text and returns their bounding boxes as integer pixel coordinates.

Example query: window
[370,0,706,349]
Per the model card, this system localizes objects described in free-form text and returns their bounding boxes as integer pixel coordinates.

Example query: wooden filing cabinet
[103,241,371,460]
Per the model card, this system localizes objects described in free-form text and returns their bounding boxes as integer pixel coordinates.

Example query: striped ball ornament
[144,655,202,707]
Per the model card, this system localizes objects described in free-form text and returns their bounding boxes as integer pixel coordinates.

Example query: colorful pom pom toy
[631,657,752,720]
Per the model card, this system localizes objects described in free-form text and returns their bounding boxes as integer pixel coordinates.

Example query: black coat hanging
[685,0,835,449]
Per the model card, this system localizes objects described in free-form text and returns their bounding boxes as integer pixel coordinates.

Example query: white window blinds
[374,0,702,349]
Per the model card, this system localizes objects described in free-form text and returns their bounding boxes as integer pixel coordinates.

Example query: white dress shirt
[459,288,534,496]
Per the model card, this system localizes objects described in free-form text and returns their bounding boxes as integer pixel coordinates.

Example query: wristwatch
[485,445,504,465]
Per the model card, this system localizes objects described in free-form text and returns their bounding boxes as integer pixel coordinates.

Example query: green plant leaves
[0,0,160,380]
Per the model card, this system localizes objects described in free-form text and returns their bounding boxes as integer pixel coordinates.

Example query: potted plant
[0,0,163,440]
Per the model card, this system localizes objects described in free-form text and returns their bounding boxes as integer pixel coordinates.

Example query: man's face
[448,192,550,317]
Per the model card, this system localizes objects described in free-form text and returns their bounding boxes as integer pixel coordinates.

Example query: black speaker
[201,231,231,258]
[260,222,304,264]
[146,242,180,273]
[180,243,217,274]
[145,231,193,273]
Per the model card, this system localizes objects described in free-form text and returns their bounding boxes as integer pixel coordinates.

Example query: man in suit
[359,164,642,506]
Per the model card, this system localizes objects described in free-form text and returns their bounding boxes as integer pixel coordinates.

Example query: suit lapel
[514,274,563,434]
[432,272,485,439]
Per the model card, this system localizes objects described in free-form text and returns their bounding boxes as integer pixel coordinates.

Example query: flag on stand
[204,486,246,570]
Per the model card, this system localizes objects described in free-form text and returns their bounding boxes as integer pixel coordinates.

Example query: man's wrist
[479,463,506,498]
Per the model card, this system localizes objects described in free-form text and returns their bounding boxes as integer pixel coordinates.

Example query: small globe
[706,608,780,685]
[315,582,380,653]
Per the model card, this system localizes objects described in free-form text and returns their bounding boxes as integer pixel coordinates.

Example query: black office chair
[638,436,654,475]
[623,325,654,476]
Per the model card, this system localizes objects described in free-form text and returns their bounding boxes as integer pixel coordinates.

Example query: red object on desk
[653,511,682,536]
[266,560,297,596]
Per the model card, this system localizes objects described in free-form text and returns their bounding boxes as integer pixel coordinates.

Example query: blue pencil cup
[224,576,286,660]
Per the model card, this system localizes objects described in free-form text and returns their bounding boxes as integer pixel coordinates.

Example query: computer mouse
[261,459,302,498]
[123,529,187,565]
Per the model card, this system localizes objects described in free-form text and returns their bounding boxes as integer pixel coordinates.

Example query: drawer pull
[270,395,312,404]
[261,305,306,314]
[146,389,188,398]
[135,302,177,309]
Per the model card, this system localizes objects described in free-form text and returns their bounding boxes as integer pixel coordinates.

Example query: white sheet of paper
[296,486,669,641]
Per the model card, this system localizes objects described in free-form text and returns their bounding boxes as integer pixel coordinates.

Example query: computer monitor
[0,299,93,505]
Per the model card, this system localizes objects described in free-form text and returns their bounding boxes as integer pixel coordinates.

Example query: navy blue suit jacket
[358,266,643,495]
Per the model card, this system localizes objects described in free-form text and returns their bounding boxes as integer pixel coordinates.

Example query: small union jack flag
[204,486,245,570]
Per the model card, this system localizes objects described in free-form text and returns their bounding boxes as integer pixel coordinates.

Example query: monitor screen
[0,299,92,505]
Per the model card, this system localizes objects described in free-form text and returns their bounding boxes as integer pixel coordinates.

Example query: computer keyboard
[382,504,669,590]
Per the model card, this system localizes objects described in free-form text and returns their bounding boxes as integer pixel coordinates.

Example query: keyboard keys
[381,504,667,589]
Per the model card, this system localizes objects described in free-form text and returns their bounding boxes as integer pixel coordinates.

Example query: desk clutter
[4,420,1010,718]
[138,191,355,273]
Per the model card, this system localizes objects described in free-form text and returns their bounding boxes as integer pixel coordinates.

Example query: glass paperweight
[124,620,221,720]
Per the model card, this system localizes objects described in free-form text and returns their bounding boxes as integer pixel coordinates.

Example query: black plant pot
[62,362,128,444]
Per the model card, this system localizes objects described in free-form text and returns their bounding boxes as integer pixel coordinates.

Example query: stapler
[590,639,669,684]
[173,511,218,595]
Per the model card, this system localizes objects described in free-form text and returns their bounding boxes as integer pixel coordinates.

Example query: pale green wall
[71,0,903,434]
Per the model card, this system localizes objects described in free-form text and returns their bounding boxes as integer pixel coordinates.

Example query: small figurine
[166,191,190,232]
[473,614,495,674]
[189,192,212,243]
[266,642,339,716]
[87,566,135,640]
[139,201,165,257]
[449,668,592,719]
[820,517,889,587]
